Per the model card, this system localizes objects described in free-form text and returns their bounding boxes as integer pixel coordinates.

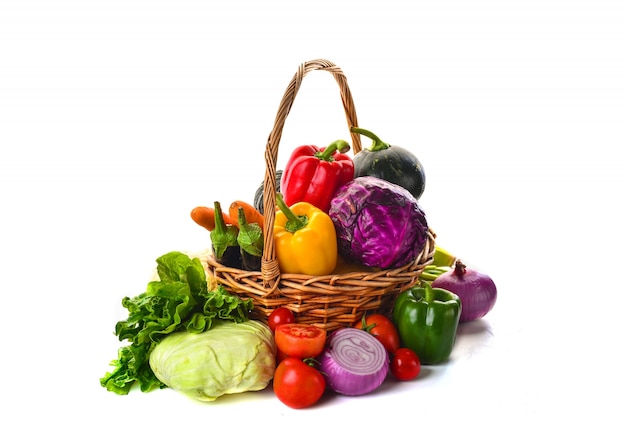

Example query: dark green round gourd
[253,169,282,214]
[351,127,425,201]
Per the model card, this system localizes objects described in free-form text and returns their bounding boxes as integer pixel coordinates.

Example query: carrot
[229,200,265,231]
[190,206,236,232]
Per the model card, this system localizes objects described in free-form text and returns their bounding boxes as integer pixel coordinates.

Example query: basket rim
[207,227,436,296]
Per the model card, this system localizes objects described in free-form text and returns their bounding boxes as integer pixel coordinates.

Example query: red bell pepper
[280,140,355,212]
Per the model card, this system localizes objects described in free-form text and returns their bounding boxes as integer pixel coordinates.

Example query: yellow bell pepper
[273,193,337,276]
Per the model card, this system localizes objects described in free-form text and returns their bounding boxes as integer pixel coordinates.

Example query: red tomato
[390,348,421,381]
[273,357,326,409]
[274,323,327,359]
[354,314,401,354]
[268,307,296,332]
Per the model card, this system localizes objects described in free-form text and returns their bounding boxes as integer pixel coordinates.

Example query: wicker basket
[205,59,436,331]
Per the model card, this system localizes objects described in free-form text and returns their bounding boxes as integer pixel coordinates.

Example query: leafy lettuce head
[149,320,276,401]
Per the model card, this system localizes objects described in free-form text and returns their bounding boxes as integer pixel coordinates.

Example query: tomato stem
[303,357,321,369]
[360,314,377,333]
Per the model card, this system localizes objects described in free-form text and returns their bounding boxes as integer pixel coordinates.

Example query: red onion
[432,260,497,322]
[318,327,389,396]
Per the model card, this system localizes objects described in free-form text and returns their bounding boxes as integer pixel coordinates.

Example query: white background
[1,0,625,438]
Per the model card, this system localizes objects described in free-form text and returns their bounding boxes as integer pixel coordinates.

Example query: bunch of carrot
[191,200,265,232]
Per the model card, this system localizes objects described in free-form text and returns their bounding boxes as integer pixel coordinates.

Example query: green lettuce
[100,251,253,395]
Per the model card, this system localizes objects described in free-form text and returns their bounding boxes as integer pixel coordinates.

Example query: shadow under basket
[204,58,436,332]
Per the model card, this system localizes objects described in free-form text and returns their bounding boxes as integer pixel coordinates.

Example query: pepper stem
[350,126,390,152]
[423,281,435,303]
[276,193,308,233]
[315,139,351,161]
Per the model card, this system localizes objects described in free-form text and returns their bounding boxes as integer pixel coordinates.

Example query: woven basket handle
[261,59,361,287]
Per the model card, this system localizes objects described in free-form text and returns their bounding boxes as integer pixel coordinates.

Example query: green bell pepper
[392,283,462,365]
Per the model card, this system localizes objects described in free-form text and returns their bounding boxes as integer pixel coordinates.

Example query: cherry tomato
[390,348,421,381]
[274,323,327,359]
[268,307,296,332]
[354,314,401,354]
[273,357,326,409]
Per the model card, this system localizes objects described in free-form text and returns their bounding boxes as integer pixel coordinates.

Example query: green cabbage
[149,320,276,402]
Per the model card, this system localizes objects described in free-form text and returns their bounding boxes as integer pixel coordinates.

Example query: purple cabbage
[329,176,429,269]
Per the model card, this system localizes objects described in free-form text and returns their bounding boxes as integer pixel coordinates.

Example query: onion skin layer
[432,260,497,322]
[318,328,389,396]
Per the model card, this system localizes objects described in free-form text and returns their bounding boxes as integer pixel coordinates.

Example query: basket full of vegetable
[204,59,436,331]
